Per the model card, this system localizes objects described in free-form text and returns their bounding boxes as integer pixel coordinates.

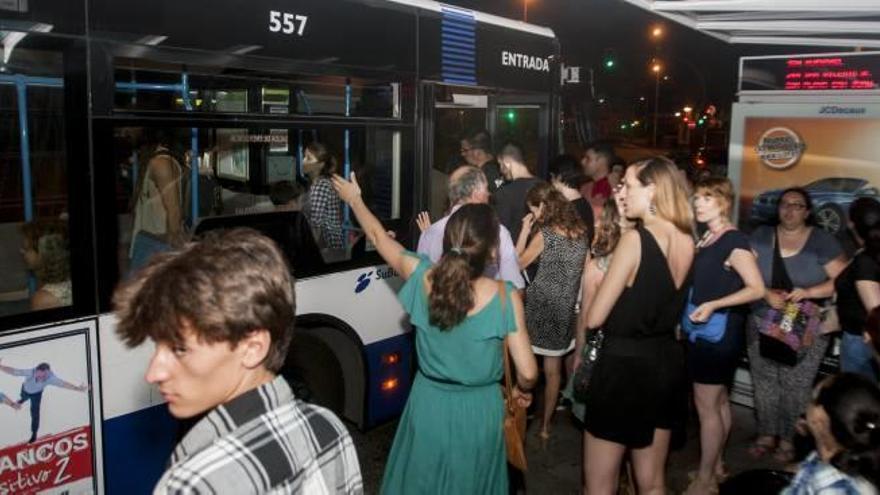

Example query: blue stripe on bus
[103,404,178,494]
[441,52,475,64]
[440,28,475,42]
[364,333,414,426]
[441,44,475,57]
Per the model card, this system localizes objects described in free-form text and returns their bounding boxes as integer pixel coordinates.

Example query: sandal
[747,439,777,459]
[683,476,719,495]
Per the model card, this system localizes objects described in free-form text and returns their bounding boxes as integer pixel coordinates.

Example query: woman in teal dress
[333,173,538,495]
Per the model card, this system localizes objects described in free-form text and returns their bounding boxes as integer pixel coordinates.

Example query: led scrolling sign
[741,53,880,92]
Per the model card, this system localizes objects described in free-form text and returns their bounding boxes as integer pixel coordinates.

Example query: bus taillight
[381,352,400,365]
[381,377,399,392]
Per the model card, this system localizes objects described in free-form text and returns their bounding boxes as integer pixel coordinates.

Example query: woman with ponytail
[784,372,880,494]
[332,172,538,495]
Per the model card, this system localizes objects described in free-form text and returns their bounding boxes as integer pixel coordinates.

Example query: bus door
[421,83,488,220]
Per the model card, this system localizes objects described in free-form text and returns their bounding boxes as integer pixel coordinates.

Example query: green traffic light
[604,59,615,69]
[506,110,516,122]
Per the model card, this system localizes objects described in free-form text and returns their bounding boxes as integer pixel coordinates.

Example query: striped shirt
[783,452,877,495]
[154,376,363,494]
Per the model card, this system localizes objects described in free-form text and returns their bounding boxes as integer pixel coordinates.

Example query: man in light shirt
[417,165,525,289]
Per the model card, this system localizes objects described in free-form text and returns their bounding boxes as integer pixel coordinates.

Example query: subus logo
[354,267,399,294]
[354,272,372,293]
[755,127,806,170]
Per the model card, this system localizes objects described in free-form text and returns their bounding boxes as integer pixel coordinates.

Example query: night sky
[445,0,834,118]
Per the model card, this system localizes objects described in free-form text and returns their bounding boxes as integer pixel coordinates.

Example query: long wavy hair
[593,195,623,258]
[525,182,586,239]
[636,156,694,236]
[428,204,499,329]
[21,220,70,284]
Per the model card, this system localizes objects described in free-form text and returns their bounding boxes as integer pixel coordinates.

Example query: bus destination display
[741,53,880,92]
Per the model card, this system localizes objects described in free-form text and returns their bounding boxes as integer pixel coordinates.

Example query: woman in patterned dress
[516,182,590,440]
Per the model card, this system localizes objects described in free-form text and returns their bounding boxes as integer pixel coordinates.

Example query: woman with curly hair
[516,182,590,440]
[20,220,71,309]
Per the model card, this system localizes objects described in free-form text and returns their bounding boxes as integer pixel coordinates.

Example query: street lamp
[651,25,663,39]
[683,106,693,113]
[651,61,662,147]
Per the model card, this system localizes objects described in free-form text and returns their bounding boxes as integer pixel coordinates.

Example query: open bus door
[420,82,555,220]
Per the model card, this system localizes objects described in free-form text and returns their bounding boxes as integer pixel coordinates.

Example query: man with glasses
[461,130,504,194]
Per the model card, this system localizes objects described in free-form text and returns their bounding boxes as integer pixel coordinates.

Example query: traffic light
[602,50,616,70]
[505,109,516,123]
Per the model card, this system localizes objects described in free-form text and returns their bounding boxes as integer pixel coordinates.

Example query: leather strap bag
[499,281,528,471]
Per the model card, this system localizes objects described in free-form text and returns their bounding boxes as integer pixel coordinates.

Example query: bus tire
[282,330,345,414]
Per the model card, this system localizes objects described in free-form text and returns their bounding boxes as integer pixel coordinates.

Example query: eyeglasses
[779,202,807,211]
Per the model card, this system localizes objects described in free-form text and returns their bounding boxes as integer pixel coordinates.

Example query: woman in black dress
[582,157,695,495]
[684,178,765,495]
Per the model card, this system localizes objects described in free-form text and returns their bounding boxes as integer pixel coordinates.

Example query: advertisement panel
[0,320,102,494]
[732,106,880,237]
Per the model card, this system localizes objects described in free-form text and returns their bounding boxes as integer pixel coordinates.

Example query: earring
[649,202,657,216]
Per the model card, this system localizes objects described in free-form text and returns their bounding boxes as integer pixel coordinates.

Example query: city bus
[0,0,560,492]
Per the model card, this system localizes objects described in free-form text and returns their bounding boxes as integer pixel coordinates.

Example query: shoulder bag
[758,230,822,366]
[500,282,528,471]
[681,288,728,343]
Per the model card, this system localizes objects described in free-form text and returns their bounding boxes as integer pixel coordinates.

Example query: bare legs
[583,429,670,495]
[541,356,562,438]
[688,383,731,493]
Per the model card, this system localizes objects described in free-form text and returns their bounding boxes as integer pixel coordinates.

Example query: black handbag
[572,329,604,402]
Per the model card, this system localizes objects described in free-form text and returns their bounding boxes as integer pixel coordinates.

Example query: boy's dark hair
[269,180,304,206]
[113,228,295,372]
[36,363,50,372]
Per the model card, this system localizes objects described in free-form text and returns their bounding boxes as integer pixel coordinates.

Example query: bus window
[495,105,541,169]
[0,43,72,317]
[112,125,403,277]
[112,57,400,119]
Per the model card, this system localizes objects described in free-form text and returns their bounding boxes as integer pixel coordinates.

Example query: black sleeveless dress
[583,226,690,448]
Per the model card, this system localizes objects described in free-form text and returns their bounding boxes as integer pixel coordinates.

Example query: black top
[572,197,595,249]
[835,251,880,334]
[691,230,751,307]
[604,226,690,342]
[482,159,505,194]
[494,176,543,241]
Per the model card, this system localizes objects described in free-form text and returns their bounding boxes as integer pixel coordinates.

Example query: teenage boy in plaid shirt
[113,228,362,494]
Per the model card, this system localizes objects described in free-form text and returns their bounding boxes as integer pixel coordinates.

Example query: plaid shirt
[783,452,877,495]
[309,177,344,249]
[154,376,363,494]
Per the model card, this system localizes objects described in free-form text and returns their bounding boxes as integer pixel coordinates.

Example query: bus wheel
[282,330,345,414]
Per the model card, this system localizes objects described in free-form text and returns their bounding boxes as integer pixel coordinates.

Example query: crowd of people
[109,132,880,495]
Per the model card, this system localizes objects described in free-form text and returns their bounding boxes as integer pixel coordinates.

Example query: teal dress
[380,252,518,495]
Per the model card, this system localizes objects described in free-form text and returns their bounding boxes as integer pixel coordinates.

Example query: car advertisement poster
[736,115,880,236]
[0,320,102,494]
